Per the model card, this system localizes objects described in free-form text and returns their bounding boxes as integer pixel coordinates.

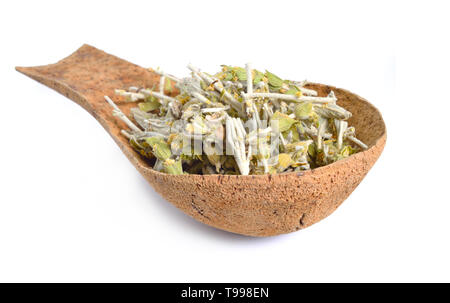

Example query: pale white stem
[290,80,318,96]
[121,129,132,139]
[243,93,336,104]
[317,117,328,150]
[298,87,318,96]
[323,144,329,160]
[286,131,293,143]
[293,80,308,86]
[187,64,243,115]
[246,63,253,94]
[279,133,287,147]
[104,96,142,133]
[115,89,146,102]
[152,69,180,83]
[192,72,203,83]
[297,95,336,103]
[247,127,273,142]
[263,103,273,118]
[252,103,262,128]
[226,117,250,175]
[247,143,252,164]
[301,123,332,140]
[262,158,269,173]
[348,135,368,150]
[234,118,247,143]
[335,120,348,150]
[135,132,168,139]
[260,126,273,135]
[201,106,230,113]
[140,89,177,103]
[159,76,165,95]
[192,92,211,104]
[255,81,266,90]
[315,103,352,120]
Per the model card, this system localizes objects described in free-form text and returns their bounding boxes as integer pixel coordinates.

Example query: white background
[1,0,449,282]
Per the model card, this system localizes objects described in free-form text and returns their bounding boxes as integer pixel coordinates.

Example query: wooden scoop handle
[16,44,160,121]
[16,44,163,168]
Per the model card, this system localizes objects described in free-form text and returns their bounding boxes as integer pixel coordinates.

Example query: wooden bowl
[16,44,386,237]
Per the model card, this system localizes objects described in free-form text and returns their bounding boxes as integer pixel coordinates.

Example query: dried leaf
[138,99,161,112]
[145,137,172,161]
[277,153,294,171]
[285,85,300,96]
[130,138,154,158]
[265,70,284,90]
[315,104,352,120]
[271,111,297,132]
[163,159,183,175]
[252,70,265,84]
[294,103,313,120]
[164,78,173,94]
[233,67,247,81]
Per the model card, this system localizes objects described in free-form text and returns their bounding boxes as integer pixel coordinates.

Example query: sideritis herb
[105,64,367,175]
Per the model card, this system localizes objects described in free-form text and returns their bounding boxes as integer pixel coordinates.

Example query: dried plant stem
[114,89,146,102]
[317,118,328,150]
[152,68,180,83]
[159,76,165,95]
[298,87,318,96]
[121,129,132,139]
[201,106,230,113]
[226,117,251,175]
[140,89,177,103]
[187,64,243,115]
[335,120,348,150]
[243,93,336,104]
[246,63,253,95]
[348,135,368,149]
[192,92,212,104]
[104,96,142,133]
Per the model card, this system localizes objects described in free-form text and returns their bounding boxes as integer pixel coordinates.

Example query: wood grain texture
[16,44,386,236]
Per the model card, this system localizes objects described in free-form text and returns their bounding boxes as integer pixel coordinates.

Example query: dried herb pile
[105,64,367,175]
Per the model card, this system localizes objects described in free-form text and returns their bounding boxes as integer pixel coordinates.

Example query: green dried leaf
[339,145,357,157]
[285,85,300,96]
[219,65,234,81]
[200,80,208,90]
[233,67,247,81]
[138,99,161,112]
[253,70,265,84]
[130,138,154,159]
[294,103,313,120]
[145,137,172,161]
[308,143,316,158]
[288,124,300,142]
[277,153,294,170]
[223,72,233,81]
[315,104,352,120]
[163,159,183,175]
[271,111,297,132]
[164,78,173,94]
[265,70,284,90]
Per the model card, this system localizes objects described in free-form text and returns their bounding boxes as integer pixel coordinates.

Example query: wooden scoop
[16,44,386,237]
